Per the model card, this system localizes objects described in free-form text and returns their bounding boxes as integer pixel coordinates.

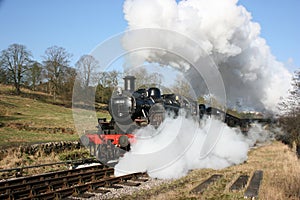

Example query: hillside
[0,84,109,147]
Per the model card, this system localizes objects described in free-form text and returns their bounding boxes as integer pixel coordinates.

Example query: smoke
[114,0,284,179]
[122,0,292,112]
[114,113,273,179]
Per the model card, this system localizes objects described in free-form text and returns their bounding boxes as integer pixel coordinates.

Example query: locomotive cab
[148,87,161,101]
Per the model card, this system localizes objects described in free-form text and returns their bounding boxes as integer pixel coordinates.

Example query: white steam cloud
[122,0,291,112]
[113,0,283,179]
[115,114,272,179]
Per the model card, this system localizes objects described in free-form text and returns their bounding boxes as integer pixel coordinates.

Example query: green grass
[0,94,74,128]
[0,84,110,147]
[0,127,79,147]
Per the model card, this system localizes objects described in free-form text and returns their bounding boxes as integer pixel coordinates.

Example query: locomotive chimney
[123,76,136,92]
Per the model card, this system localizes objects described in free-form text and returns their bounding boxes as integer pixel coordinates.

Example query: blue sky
[0,0,299,72]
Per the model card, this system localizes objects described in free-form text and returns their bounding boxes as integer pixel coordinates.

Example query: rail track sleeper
[31,184,50,196]
[54,187,74,200]
[0,185,23,194]
[94,172,107,180]
[90,180,106,190]
[120,181,141,187]
[80,174,93,184]
[104,171,113,177]
[32,180,52,188]
[76,193,95,198]
[104,177,122,186]
[0,193,10,200]
[127,172,144,180]
[0,188,5,194]
[66,177,81,187]
[25,191,56,200]
[0,165,104,188]
[93,188,111,194]
[190,174,223,194]
[72,184,90,197]
[105,185,123,189]
[244,170,263,199]
[0,187,9,195]
[1,176,59,195]
[90,173,96,182]
[50,180,66,190]
[135,178,148,182]
[116,172,145,182]
[229,175,249,191]
[10,188,32,199]
[121,176,135,182]
[0,183,36,195]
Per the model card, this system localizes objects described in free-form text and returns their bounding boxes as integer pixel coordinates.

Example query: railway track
[0,160,264,200]
[0,164,148,200]
[0,158,103,179]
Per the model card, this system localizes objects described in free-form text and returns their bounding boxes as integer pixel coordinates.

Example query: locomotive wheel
[119,135,129,148]
[97,144,108,163]
[80,135,90,147]
[97,141,122,163]
[149,103,166,128]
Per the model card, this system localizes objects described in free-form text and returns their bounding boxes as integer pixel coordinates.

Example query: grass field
[124,141,300,199]
[0,84,110,147]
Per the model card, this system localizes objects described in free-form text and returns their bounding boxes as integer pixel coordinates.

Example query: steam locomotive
[80,76,265,163]
[109,76,199,130]
[80,76,202,163]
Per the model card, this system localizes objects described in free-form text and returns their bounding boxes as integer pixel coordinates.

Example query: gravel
[75,177,172,200]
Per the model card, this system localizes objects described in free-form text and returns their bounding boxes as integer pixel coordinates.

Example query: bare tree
[75,55,99,88]
[97,70,122,88]
[171,75,192,98]
[0,44,32,94]
[43,46,72,101]
[279,70,300,116]
[278,69,300,157]
[98,72,109,87]
[107,70,121,87]
[128,67,162,89]
[0,65,10,84]
[94,70,122,104]
[61,66,77,102]
[26,61,43,91]
[129,67,147,89]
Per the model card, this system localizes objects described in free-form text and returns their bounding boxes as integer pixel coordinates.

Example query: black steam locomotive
[109,76,199,131]
[81,76,268,163]
[82,76,201,163]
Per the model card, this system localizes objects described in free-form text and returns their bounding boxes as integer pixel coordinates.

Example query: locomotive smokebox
[123,76,136,92]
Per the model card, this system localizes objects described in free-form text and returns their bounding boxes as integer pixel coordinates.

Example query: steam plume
[122,0,291,112]
[115,115,272,179]
[114,0,288,179]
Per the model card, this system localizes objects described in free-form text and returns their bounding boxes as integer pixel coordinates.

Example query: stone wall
[18,141,82,155]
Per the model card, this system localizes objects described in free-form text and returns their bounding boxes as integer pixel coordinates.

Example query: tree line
[278,69,300,157]
[0,43,175,104]
[0,43,123,104]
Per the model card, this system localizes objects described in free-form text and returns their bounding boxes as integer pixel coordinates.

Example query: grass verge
[121,141,300,200]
